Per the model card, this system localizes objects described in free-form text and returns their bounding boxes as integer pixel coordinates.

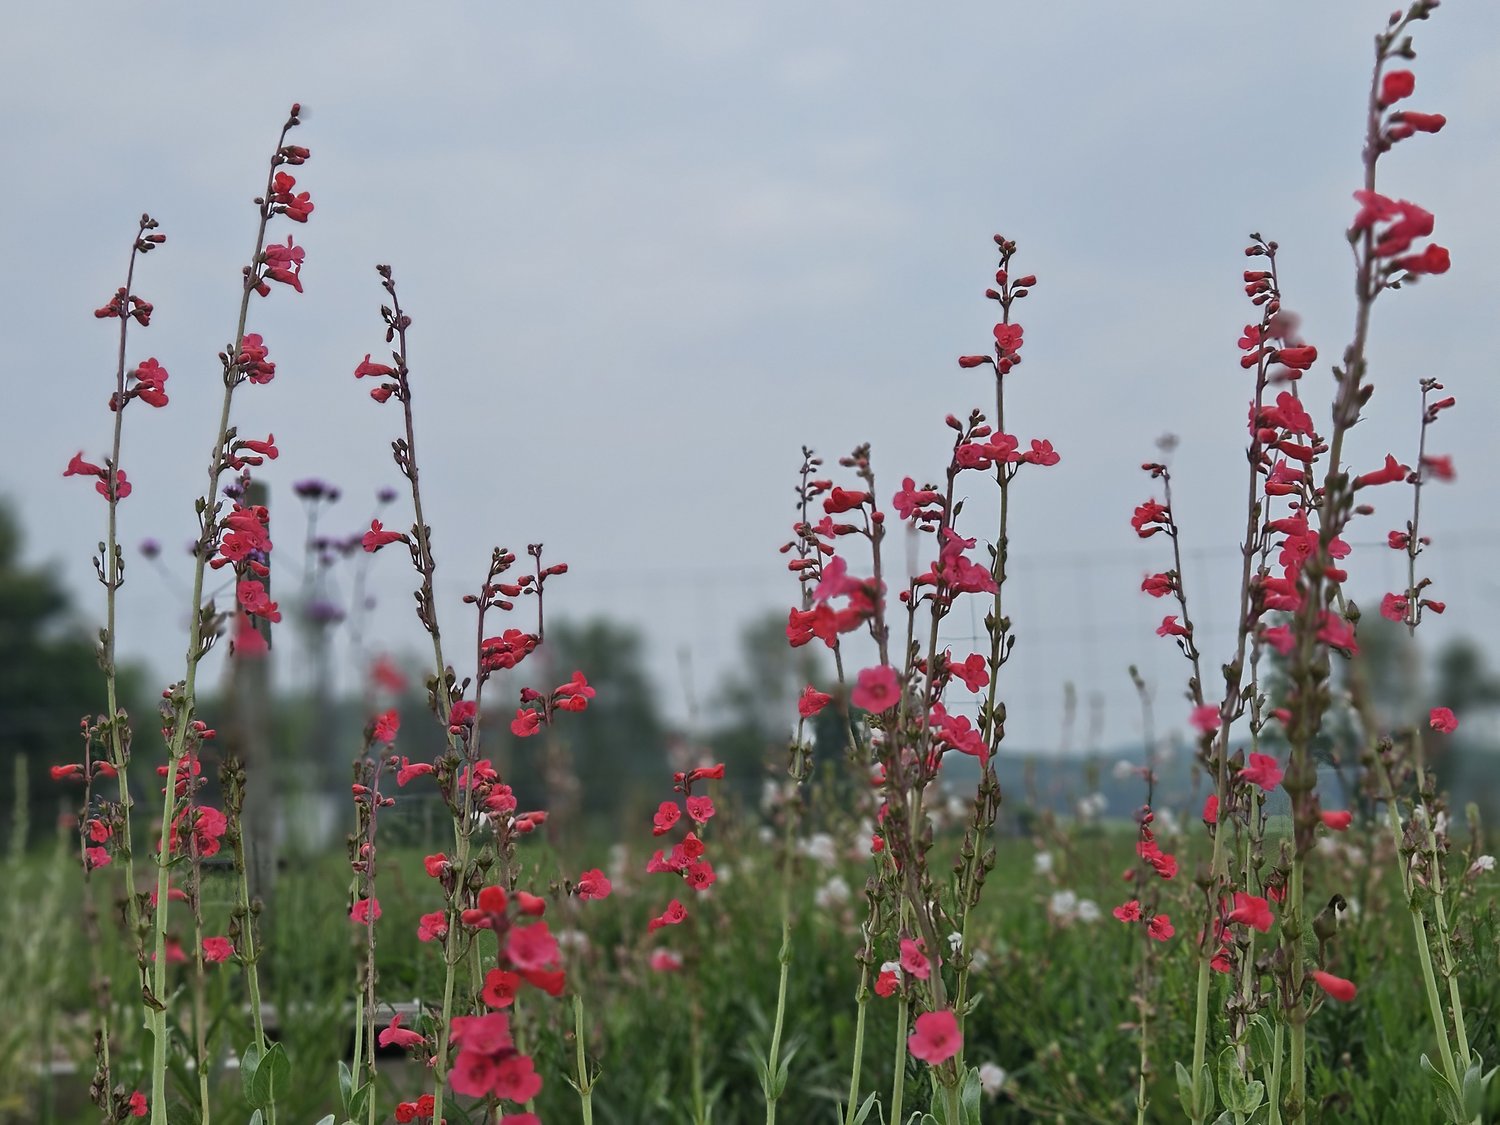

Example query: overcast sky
[5,2,1498,755]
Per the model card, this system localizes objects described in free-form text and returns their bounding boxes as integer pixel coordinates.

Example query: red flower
[1141,572,1174,598]
[202,937,234,963]
[1021,438,1060,466]
[1112,899,1142,923]
[354,353,397,379]
[647,899,688,932]
[798,684,833,717]
[1239,753,1283,792]
[372,709,400,743]
[1320,809,1353,832]
[482,969,520,1008]
[1355,454,1410,489]
[686,795,715,823]
[907,1008,963,1065]
[510,708,542,738]
[350,897,380,925]
[1310,970,1357,1002]
[1379,69,1415,107]
[1147,914,1175,942]
[1156,616,1189,639]
[652,801,681,836]
[1391,110,1446,135]
[423,853,448,878]
[1226,892,1274,933]
[1429,706,1458,734]
[851,665,901,713]
[362,519,406,552]
[1202,795,1218,825]
[378,1013,425,1050]
[874,969,900,996]
[127,1091,148,1117]
[957,354,993,369]
[1380,592,1409,622]
[396,757,434,787]
[417,911,448,943]
[492,1054,543,1102]
[1275,345,1318,370]
[1394,242,1450,275]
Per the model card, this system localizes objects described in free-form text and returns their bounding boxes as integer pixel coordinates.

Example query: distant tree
[495,616,667,829]
[0,500,137,843]
[708,611,831,801]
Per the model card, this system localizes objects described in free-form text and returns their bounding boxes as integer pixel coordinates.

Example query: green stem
[889,994,909,1125]
[1285,856,1306,1125]
[1424,832,1471,1067]
[572,991,595,1125]
[1266,1020,1284,1125]
[843,962,871,1125]
[764,804,799,1124]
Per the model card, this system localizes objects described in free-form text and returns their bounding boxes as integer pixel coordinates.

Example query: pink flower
[1429,706,1458,734]
[1156,616,1189,638]
[127,1091,148,1117]
[573,867,611,901]
[510,708,542,738]
[851,666,901,713]
[649,948,683,972]
[507,923,559,971]
[350,897,380,925]
[907,1008,963,1065]
[686,795,716,823]
[378,1013,425,1050]
[1202,795,1219,825]
[202,937,234,963]
[1189,704,1220,733]
[1112,899,1142,923]
[1310,970,1357,1002]
[899,937,931,981]
[1239,753,1284,792]
[1320,809,1353,832]
[1147,914,1175,942]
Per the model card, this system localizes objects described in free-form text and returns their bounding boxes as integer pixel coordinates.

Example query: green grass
[2,801,1496,1124]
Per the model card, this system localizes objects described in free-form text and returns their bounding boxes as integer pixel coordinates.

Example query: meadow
[7,3,1497,1123]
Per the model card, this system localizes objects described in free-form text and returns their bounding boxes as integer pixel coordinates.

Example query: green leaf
[350,1081,371,1123]
[1246,1016,1277,1073]
[1460,1054,1496,1122]
[1217,1047,1264,1115]
[248,1041,290,1109]
[314,1117,336,1125]
[241,1043,264,1108]
[248,1113,263,1125]
[851,1091,881,1125]
[337,1060,353,1113]
[1177,1061,1197,1117]
[1420,1053,1463,1122]
[960,1066,983,1125]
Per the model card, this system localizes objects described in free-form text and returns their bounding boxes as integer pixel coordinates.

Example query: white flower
[947,931,964,954]
[757,825,776,846]
[879,960,903,980]
[1155,807,1182,837]
[760,780,782,812]
[1112,759,1139,781]
[1075,899,1102,924]
[978,1062,1008,1096]
[1434,811,1450,838]
[799,832,838,866]
[1469,855,1496,876]
[969,948,990,972]
[946,795,969,823]
[554,928,590,954]
[815,876,850,909]
[1343,896,1362,920]
[1049,889,1079,918]
[1033,851,1054,876]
